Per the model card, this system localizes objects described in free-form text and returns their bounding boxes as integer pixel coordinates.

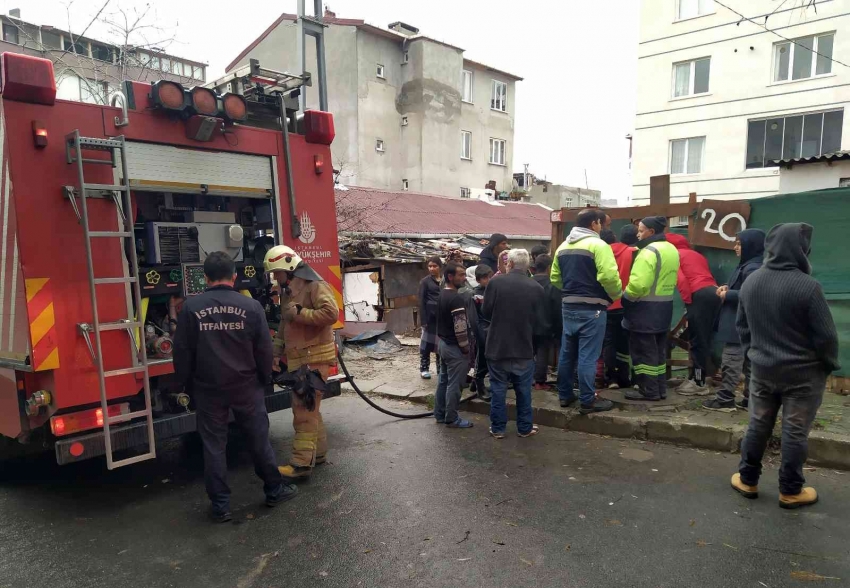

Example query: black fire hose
[336,348,478,420]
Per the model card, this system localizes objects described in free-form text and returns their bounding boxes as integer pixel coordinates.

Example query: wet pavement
[1,395,849,588]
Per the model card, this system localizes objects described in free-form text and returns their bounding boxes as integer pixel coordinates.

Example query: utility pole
[523,163,529,191]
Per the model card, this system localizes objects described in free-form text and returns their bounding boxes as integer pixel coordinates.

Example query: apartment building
[1,10,206,104]
[633,0,849,203]
[226,10,522,198]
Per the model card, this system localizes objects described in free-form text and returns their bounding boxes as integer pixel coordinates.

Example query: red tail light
[303,110,335,145]
[314,154,325,175]
[50,403,130,437]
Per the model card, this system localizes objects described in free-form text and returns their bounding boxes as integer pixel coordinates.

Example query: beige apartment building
[226,10,522,199]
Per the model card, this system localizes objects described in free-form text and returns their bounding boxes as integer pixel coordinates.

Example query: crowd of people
[418,211,840,509]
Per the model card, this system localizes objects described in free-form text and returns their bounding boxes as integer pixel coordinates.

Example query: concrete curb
[371,392,850,471]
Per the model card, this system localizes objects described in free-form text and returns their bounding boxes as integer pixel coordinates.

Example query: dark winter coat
[533,273,562,341]
[737,223,840,384]
[418,275,441,330]
[715,229,764,344]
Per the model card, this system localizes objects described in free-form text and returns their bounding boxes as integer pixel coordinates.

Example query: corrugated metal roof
[335,186,552,239]
[774,150,850,168]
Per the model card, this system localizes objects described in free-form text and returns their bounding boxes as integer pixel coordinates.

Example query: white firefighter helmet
[263,245,301,273]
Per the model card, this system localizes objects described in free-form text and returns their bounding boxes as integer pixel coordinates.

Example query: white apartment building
[226,11,521,198]
[633,0,849,203]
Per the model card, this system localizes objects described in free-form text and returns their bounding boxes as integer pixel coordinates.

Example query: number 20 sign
[690,199,751,250]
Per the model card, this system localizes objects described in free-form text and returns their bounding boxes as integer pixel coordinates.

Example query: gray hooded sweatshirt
[736,223,840,384]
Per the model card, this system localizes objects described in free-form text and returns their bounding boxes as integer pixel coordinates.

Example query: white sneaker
[677,380,710,396]
[420,371,432,380]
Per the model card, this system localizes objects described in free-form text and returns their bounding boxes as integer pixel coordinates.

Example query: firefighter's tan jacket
[273,278,338,370]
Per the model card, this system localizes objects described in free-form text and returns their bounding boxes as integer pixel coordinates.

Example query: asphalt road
[1,394,848,588]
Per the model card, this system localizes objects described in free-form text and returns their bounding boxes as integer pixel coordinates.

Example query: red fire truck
[0,52,344,469]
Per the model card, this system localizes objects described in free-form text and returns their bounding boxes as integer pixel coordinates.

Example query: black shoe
[478,393,492,403]
[702,398,737,413]
[736,398,749,410]
[266,483,299,507]
[624,390,660,401]
[210,509,232,523]
[579,398,614,414]
[559,394,577,408]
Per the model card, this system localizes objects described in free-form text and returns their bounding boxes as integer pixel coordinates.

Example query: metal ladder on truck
[65,131,156,469]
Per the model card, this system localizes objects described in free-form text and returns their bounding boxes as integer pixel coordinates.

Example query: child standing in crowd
[471,264,494,401]
[418,256,442,379]
[531,254,561,391]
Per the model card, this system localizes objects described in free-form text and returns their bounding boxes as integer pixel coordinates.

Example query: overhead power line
[713,0,850,71]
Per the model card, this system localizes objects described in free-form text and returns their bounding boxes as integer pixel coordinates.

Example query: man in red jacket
[600,226,638,389]
[666,233,720,395]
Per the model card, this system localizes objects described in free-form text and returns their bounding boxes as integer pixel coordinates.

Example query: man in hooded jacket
[702,229,765,412]
[666,233,720,395]
[731,224,839,509]
[551,209,622,414]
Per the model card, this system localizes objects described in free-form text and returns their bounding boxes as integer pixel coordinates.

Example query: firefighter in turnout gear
[173,252,298,523]
[622,217,681,402]
[264,245,339,482]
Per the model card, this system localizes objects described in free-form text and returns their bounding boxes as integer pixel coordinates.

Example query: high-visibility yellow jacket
[623,235,680,334]
[550,227,622,310]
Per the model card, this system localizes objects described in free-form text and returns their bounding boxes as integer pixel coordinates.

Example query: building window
[193,66,205,81]
[461,131,472,160]
[91,44,113,62]
[161,57,171,72]
[491,80,507,112]
[41,30,61,49]
[63,38,87,55]
[669,136,705,174]
[670,216,689,227]
[460,187,471,199]
[402,52,409,64]
[2,23,19,44]
[401,116,408,126]
[677,0,714,20]
[672,57,710,98]
[774,33,834,83]
[150,55,160,70]
[182,62,192,77]
[172,60,181,75]
[376,139,385,152]
[489,138,506,166]
[746,109,843,168]
[80,79,109,105]
[462,70,473,103]
[376,64,385,79]
[402,179,409,191]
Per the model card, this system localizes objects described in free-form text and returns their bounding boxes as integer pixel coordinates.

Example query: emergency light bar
[149,80,247,122]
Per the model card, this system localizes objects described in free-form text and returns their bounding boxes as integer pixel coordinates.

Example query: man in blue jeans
[434,262,474,428]
[551,210,622,414]
[483,249,546,438]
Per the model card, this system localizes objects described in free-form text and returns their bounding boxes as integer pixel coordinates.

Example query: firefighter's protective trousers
[290,363,330,466]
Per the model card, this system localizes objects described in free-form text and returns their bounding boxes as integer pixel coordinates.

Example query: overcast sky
[5,0,641,203]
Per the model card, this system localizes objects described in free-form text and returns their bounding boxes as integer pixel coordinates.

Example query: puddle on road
[619,448,654,462]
